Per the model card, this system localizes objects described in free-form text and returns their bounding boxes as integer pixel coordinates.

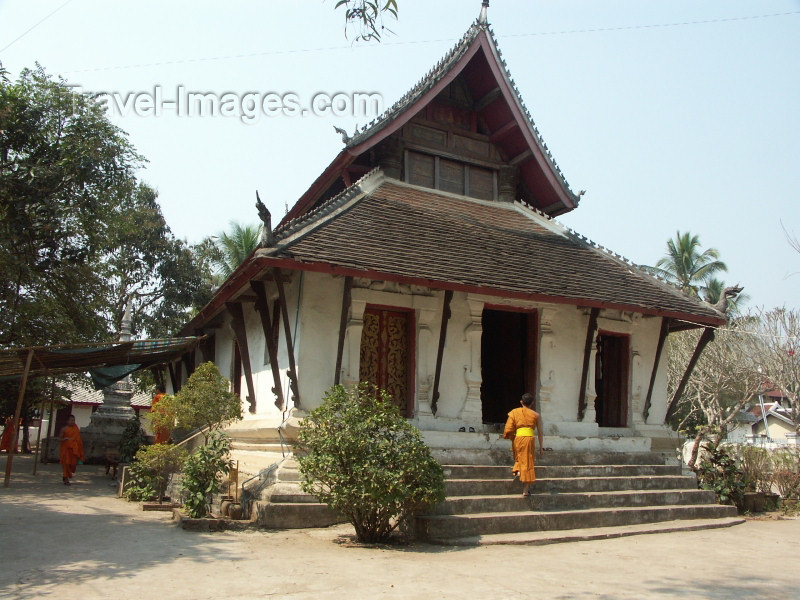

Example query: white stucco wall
[211,270,675,443]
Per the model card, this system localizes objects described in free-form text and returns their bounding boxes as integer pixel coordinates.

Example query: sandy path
[1,456,798,600]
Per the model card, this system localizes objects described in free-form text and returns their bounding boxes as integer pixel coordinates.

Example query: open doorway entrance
[480,308,538,424]
[594,332,630,427]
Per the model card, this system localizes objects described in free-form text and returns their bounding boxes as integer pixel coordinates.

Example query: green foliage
[335,0,398,42]
[696,444,745,508]
[167,362,243,438]
[297,384,445,543]
[211,222,261,279]
[118,414,149,463]
[125,443,187,503]
[181,431,232,518]
[147,393,178,441]
[644,231,727,298]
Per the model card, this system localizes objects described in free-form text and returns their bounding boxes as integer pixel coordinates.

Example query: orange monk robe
[0,417,15,452]
[503,407,540,483]
[151,393,169,444]
[59,424,84,479]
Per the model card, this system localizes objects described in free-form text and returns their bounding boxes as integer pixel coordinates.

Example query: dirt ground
[1,455,799,600]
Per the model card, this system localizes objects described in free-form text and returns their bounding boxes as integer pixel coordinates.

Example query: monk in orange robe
[59,415,84,486]
[0,416,15,452]
[503,393,544,497]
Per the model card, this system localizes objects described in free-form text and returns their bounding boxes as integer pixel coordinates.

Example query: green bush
[696,444,745,509]
[118,415,149,463]
[733,445,772,493]
[124,443,187,503]
[181,431,233,518]
[297,384,445,543]
[772,447,800,499]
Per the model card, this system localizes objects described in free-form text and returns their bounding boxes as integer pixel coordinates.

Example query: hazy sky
[1,0,798,310]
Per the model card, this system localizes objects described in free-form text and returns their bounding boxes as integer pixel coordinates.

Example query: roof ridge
[271,167,383,246]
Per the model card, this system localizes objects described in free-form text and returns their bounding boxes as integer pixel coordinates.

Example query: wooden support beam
[274,268,301,408]
[578,308,600,421]
[643,318,671,423]
[431,290,454,416]
[250,280,286,411]
[510,149,533,166]
[489,119,516,142]
[4,349,33,487]
[474,87,502,112]
[168,363,180,393]
[181,350,196,380]
[664,327,716,424]
[334,276,353,386]
[227,302,257,413]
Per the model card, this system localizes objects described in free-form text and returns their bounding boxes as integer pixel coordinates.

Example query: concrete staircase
[416,451,742,545]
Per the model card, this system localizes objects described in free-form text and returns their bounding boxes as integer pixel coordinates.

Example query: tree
[149,362,242,442]
[1,65,142,347]
[702,278,749,315]
[334,0,398,42]
[297,384,445,543]
[211,222,261,280]
[645,231,727,298]
[667,320,765,470]
[749,307,800,433]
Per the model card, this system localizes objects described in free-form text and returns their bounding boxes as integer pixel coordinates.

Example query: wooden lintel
[643,318,671,423]
[227,302,257,413]
[250,280,286,411]
[578,308,600,421]
[664,327,715,424]
[274,268,301,409]
[474,87,502,112]
[489,119,517,142]
[334,276,353,386]
[510,149,533,166]
[431,290,454,416]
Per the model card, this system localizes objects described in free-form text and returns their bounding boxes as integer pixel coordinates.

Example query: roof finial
[478,0,489,25]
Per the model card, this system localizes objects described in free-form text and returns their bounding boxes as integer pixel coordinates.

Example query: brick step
[425,517,745,546]
[417,503,739,539]
[445,474,697,496]
[432,488,718,515]
[442,464,681,480]
[530,451,667,466]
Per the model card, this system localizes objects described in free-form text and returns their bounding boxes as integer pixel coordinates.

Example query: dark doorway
[594,333,629,427]
[480,308,537,424]
[359,307,414,416]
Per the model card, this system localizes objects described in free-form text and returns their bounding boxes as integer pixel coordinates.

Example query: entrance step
[445,474,698,496]
[426,517,745,546]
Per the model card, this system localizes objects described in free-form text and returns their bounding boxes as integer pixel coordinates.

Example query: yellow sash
[516,427,534,437]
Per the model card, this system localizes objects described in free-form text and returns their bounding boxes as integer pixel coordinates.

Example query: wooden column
[664,327,715,424]
[168,362,180,393]
[578,308,600,421]
[643,317,671,423]
[4,349,34,487]
[250,280,286,410]
[227,302,257,413]
[181,350,196,380]
[274,268,300,408]
[334,276,353,386]
[431,290,453,416]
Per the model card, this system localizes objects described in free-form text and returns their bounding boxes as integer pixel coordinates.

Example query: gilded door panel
[359,308,410,414]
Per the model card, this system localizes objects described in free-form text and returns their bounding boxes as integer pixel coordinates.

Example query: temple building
[171,4,732,533]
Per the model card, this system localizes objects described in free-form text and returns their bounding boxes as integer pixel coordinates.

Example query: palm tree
[213,222,262,279]
[646,231,727,297]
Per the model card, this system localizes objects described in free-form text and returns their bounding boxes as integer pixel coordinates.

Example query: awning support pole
[4,349,34,487]
[334,276,353,386]
[250,280,286,410]
[578,308,600,421]
[431,290,453,416]
[664,327,715,424]
[274,268,301,409]
[643,317,671,423]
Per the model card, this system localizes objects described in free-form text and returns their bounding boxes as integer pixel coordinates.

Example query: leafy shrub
[118,415,149,463]
[732,445,772,493]
[696,444,745,509]
[124,443,187,503]
[181,431,233,518]
[771,447,800,499]
[297,384,445,543]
